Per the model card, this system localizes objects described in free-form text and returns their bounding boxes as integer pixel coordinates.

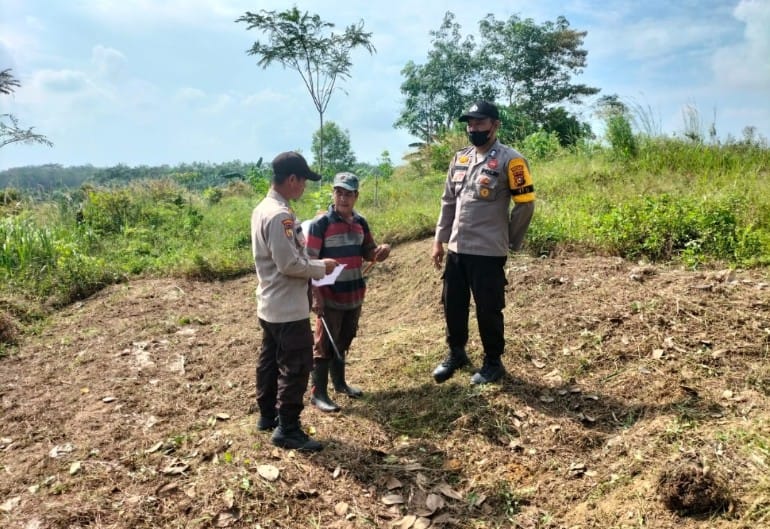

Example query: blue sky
[0,0,768,171]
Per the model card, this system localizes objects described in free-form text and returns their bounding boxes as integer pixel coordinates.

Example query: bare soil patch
[1,239,769,528]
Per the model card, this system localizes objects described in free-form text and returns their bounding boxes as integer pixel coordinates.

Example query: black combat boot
[432,346,470,383]
[271,415,323,452]
[310,359,341,412]
[470,354,505,385]
[256,404,278,431]
[256,414,278,431]
[330,356,363,398]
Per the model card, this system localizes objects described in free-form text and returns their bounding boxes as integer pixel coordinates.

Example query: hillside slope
[1,238,769,528]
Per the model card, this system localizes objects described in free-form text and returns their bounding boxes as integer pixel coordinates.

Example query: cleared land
[1,238,769,528]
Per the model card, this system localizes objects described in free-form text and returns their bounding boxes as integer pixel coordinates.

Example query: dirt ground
[1,238,770,529]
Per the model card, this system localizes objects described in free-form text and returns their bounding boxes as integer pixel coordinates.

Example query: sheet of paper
[312,263,346,287]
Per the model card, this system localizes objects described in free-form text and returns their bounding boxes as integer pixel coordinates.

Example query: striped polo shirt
[306,205,376,310]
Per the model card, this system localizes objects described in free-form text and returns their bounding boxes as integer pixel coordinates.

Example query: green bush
[525,216,569,256]
[594,194,760,265]
[520,131,562,160]
[202,186,223,204]
[0,214,122,304]
[0,215,56,280]
[606,114,638,159]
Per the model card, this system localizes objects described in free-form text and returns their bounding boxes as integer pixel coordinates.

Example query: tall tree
[477,14,599,123]
[237,8,375,173]
[394,61,440,145]
[1,68,53,150]
[394,12,491,145]
[310,121,356,179]
[541,106,592,146]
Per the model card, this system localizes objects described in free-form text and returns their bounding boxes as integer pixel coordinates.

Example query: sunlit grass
[1,137,769,319]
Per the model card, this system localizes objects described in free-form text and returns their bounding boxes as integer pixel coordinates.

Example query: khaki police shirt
[251,189,327,323]
[435,140,535,257]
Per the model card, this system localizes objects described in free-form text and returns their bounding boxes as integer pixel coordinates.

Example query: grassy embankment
[1,137,769,350]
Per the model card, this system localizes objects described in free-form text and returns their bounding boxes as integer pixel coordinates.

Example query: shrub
[520,131,561,160]
[593,194,760,265]
[606,114,638,159]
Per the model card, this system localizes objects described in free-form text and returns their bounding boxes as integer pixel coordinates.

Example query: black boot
[470,354,505,385]
[432,346,470,383]
[256,404,278,431]
[310,359,341,412]
[257,414,278,431]
[330,356,363,398]
[271,416,323,452]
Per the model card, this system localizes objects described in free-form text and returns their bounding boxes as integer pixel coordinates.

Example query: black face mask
[468,129,491,147]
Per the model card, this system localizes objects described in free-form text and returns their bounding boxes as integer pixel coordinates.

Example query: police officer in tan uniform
[431,101,535,385]
[252,151,338,451]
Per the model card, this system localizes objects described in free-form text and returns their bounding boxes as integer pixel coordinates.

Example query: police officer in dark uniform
[431,101,535,385]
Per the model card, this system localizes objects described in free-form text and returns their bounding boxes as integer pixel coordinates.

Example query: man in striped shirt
[306,171,391,412]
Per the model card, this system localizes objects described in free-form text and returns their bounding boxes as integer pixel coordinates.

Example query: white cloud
[588,13,729,63]
[202,93,234,114]
[76,0,243,29]
[0,16,44,68]
[92,45,127,81]
[241,89,290,108]
[712,0,770,90]
[175,86,206,102]
[1,0,768,170]
[34,69,89,92]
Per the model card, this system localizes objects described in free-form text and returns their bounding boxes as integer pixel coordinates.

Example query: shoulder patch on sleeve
[282,218,294,239]
[508,158,535,203]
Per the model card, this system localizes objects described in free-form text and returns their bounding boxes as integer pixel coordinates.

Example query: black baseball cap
[271,151,322,181]
[459,100,500,122]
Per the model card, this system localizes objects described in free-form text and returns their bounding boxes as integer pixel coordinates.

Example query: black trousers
[442,251,508,357]
[256,318,314,421]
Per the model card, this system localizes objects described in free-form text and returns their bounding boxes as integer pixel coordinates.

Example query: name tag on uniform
[452,170,466,182]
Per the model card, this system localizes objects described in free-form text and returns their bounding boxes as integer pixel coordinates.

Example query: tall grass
[529,138,770,265]
[1,137,769,325]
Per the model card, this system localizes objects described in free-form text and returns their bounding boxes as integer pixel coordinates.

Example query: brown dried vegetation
[1,239,769,528]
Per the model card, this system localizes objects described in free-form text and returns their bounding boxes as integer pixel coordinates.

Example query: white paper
[312,263,346,287]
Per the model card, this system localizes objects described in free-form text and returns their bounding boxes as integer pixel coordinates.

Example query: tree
[395,12,596,147]
[372,150,393,207]
[237,8,375,174]
[1,69,53,150]
[595,95,637,159]
[310,121,356,179]
[541,106,592,146]
[0,69,21,95]
[394,61,441,145]
[394,12,492,145]
[496,105,537,146]
[477,14,599,124]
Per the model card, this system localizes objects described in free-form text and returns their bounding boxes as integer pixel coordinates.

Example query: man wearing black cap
[251,151,338,451]
[431,101,535,385]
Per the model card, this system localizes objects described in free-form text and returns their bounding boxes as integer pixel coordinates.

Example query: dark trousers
[256,318,314,420]
[313,306,362,360]
[442,251,507,357]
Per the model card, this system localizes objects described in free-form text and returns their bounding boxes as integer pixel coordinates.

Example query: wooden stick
[363,260,377,275]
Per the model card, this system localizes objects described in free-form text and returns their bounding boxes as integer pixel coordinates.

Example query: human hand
[431,241,444,270]
[322,258,338,274]
[311,295,324,316]
[373,244,391,262]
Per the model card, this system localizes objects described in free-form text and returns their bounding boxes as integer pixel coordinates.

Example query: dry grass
[1,239,769,528]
